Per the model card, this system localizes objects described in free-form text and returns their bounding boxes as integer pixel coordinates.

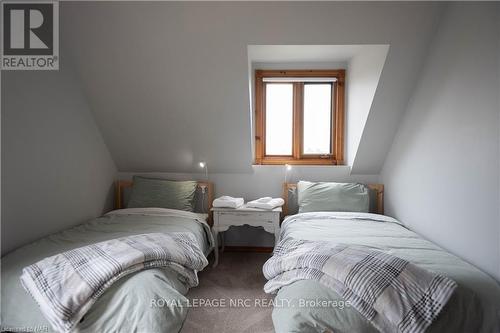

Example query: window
[254,70,345,165]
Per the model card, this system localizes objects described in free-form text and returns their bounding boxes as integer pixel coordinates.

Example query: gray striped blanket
[20,232,208,333]
[263,237,457,333]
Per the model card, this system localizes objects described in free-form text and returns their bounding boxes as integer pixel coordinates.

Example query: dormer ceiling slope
[61,2,444,174]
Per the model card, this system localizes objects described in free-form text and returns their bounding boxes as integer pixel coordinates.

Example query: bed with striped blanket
[268,212,500,333]
[1,208,213,333]
[264,237,457,333]
[20,232,207,333]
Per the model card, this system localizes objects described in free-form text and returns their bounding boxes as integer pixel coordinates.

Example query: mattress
[1,208,213,333]
[271,212,500,333]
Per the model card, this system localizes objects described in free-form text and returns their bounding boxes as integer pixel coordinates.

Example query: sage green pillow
[297,181,369,213]
[127,176,197,212]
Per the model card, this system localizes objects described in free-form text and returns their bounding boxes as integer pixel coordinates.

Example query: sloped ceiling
[60,2,443,174]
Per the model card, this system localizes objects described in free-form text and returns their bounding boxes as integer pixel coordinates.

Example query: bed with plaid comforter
[20,232,208,333]
[264,237,457,333]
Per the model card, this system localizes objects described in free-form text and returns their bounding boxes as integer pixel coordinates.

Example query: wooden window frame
[254,69,345,165]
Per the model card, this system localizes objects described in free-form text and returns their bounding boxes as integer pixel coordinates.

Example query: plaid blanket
[263,237,457,333]
[20,232,208,333]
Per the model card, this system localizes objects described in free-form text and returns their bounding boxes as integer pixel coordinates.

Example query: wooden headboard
[282,183,384,216]
[115,180,215,213]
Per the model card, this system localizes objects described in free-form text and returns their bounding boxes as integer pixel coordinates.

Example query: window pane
[303,84,332,155]
[265,83,293,155]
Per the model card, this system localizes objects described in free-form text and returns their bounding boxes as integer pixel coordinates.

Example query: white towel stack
[212,196,244,209]
[246,197,285,210]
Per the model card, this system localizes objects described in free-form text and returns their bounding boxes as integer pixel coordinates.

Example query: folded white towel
[252,197,273,203]
[247,197,284,210]
[213,196,244,209]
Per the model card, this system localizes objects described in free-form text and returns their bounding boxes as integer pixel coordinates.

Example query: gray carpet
[181,252,275,333]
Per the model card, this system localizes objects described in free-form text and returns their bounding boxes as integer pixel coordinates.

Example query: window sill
[254,158,343,166]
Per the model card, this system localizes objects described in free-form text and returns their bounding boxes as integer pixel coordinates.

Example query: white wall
[346,46,389,166]
[1,49,117,255]
[498,22,500,279]
[381,3,500,280]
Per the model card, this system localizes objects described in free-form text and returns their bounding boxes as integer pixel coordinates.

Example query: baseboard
[222,246,273,253]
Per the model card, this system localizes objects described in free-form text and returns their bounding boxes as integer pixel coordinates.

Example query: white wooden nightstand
[211,205,282,267]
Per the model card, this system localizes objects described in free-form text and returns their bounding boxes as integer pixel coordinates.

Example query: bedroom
[1,1,499,333]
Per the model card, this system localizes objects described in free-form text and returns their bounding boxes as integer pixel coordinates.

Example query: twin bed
[2,178,500,333]
[1,178,214,333]
[270,182,500,333]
